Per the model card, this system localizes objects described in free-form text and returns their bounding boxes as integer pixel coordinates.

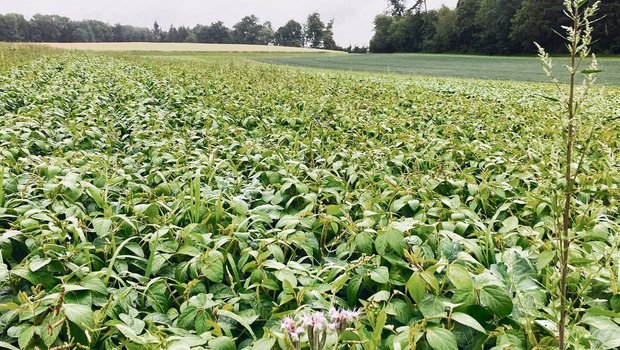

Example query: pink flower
[329,308,341,320]
[345,309,360,322]
[328,308,360,333]
[301,312,328,331]
[281,316,304,339]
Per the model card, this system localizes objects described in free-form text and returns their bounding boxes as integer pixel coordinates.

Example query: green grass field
[257,53,620,86]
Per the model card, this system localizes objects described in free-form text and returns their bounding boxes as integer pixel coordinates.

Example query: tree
[303,13,337,49]
[152,21,162,42]
[510,0,566,53]
[112,23,124,42]
[195,21,232,43]
[192,25,207,42]
[592,1,619,54]
[419,10,438,51]
[70,21,93,42]
[0,13,31,41]
[167,25,178,42]
[369,15,396,52]
[474,0,520,53]
[232,15,263,44]
[432,6,457,52]
[388,0,408,16]
[388,15,416,51]
[455,0,482,52]
[70,20,113,42]
[275,20,304,47]
[177,26,191,43]
[29,14,71,42]
[257,21,274,45]
[322,20,337,50]
[305,12,325,48]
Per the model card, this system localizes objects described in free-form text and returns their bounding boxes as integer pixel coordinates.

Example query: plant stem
[559,4,579,349]
[0,166,4,207]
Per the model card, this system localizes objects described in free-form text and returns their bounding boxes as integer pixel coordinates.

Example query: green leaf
[80,275,108,295]
[593,328,620,350]
[479,286,513,318]
[85,186,106,208]
[497,333,525,349]
[590,223,610,240]
[134,203,160,223]
[347,274,363,305]
[369,290,391,303]
[370,266,389,284]
[0,341,20,350]
[419,294,446,318]
[451,312,486,333]
[114,324,144,344]
[426,328,458,350]
[375,228,406,256]
[537,250,555,270]
[501,216,519,232]
[92,217,112,237]
[29,258,51,272]
[203,251,224,283]
[388,298,414,324]
[167,335,207,349]
[447,264,472,290]
[208,336,236,350]
[355,232,374,254]
[406,273,426,304]
[64,303,95,329]
[251,338,276,350]
[0,259,7,282]
[611,294,620,313]
[177,306,198,330]
[39,313,63,348]
[538,94,560,102]
[331,272,349,294]
[581,69,603,74]
[18,325,34,349]
[195,310,212,334]
[146,279,170,313]
[276,215,299,228]
[372,308,387,342]
[420,270,439,292]
[217,309,257,340]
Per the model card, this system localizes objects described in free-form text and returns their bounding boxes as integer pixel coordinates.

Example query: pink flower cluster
[280,308,361,350]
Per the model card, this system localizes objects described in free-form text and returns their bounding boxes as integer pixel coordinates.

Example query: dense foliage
[0,12,337,49]
[0,50,619,350]
[370,0,620,54]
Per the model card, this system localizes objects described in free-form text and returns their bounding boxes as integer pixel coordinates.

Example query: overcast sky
[0,0,458,46]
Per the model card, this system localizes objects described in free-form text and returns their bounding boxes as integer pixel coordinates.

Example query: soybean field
[0,46,619,350]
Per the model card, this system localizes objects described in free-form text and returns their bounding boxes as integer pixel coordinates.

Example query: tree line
[371,0,620,54]
[0,12,338,49]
